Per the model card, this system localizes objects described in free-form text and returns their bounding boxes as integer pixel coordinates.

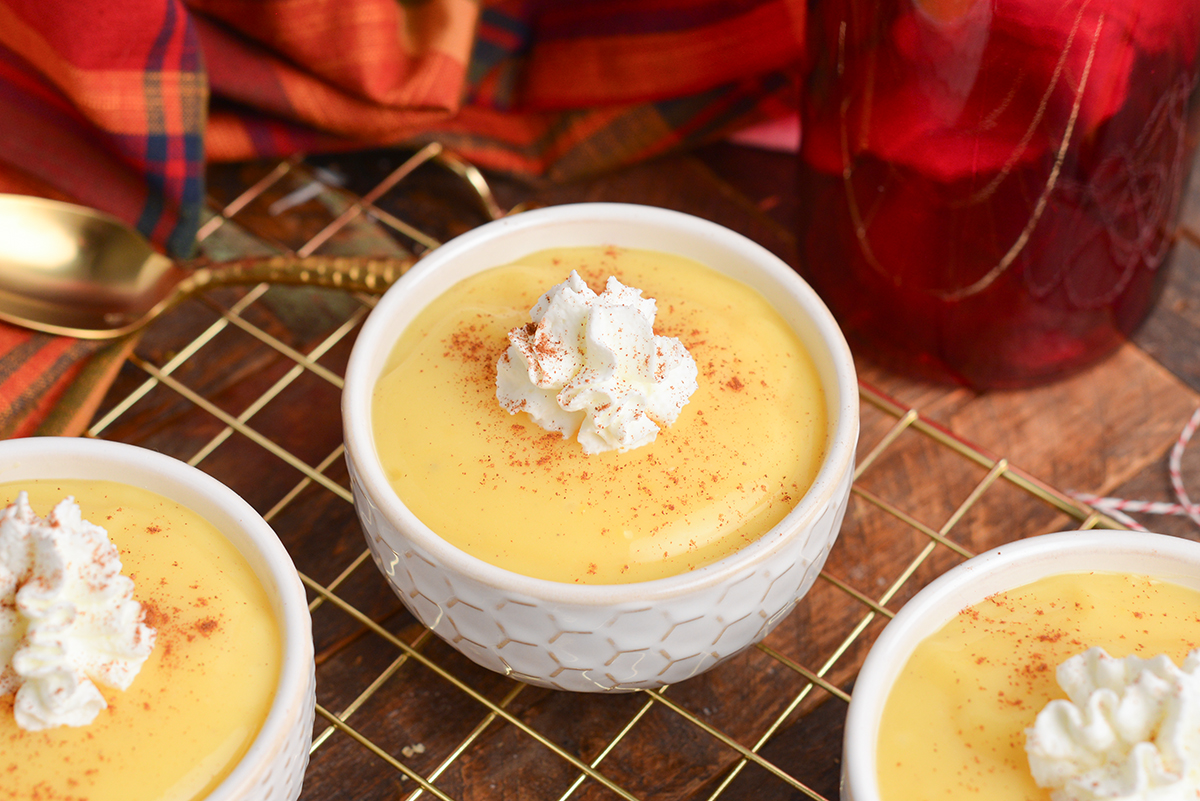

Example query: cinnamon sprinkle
[379,246,819,582]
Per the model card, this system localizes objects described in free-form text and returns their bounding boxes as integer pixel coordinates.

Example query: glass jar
[795,0,1200,389]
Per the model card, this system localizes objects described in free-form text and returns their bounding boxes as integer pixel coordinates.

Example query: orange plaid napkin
[0,0,805,436]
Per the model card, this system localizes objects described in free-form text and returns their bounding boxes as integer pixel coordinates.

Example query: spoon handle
[186,254,416,295]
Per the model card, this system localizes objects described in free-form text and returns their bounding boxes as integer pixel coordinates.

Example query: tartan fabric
[0,0,805,438]
[200,0,803,176]
[0,0,207,257]
[0,327,137,438]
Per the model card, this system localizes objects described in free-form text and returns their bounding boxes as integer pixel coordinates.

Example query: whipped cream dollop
[1025,646,1200,801]
[0,493,156,730]
[496,270,699,454]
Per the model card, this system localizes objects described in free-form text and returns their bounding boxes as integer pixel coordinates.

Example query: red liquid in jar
[796,0,1200,388]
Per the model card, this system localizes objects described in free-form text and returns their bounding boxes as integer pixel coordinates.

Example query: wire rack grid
[84,145,1127,801]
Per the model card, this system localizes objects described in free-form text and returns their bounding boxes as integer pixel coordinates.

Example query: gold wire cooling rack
[84,145,1129,801]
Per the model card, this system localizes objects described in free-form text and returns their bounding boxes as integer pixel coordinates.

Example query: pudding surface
[0,479,281,801]
[371,246,828,584]
[876,570,1200,801]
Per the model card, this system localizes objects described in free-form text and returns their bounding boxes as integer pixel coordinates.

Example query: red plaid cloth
[0,0,804,436]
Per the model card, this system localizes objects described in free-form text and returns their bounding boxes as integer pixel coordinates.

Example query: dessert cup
[0,436,315,801]
[342,202,859,692]
[841,529,1200,801]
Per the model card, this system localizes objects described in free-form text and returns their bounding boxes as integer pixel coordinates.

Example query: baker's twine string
[1069,407,1200,532]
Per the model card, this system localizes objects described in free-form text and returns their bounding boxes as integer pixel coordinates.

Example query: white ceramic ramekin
[842,529,1200,801]
[0,436,315,801]
[342,202,860,692]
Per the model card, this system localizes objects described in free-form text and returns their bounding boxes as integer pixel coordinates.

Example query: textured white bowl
[342,202,859,692]
[842,529,1200,801]
[0,436,315,801]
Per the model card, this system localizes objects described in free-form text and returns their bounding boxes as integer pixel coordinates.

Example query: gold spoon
[0,193,413,340]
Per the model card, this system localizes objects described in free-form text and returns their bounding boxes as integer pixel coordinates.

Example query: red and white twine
[1070,407,1200,532]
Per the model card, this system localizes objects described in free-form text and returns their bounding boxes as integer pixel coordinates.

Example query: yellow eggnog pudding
[371,245,828,584]
[876,571,1200,801]
[0,479,281,801]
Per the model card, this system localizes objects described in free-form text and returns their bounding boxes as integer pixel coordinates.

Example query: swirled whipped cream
[496,270,699,454]
[1026,646,1200,801]
[0,493,156,730]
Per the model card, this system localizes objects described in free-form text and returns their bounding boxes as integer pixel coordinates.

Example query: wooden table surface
[86,141,1200,800]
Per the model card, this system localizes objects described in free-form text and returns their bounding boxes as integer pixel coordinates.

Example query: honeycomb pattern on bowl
[349,457,852,692]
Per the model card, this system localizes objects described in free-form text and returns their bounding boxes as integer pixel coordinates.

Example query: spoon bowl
[0,193,413,339]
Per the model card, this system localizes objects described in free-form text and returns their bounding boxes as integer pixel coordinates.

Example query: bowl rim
[0,436,312,799]
[342,201,859,605]
[841,528,1200,801]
